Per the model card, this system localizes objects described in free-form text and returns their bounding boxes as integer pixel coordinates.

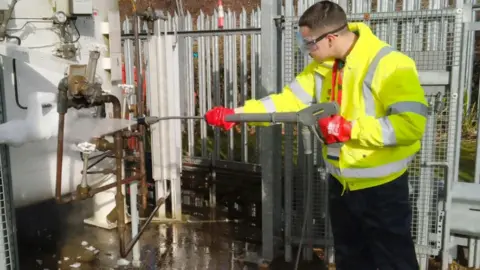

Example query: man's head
[298,1,351,62]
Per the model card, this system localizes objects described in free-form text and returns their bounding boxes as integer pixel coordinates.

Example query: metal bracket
[138,6,168,33]
[433,92,445,114]
[274,15,285,29]
[437,210,445,251]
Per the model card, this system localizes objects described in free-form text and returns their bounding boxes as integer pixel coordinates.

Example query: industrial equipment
[54,45,166,257]
[0,0,172,264]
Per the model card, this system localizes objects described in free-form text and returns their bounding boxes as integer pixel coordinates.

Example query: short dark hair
[298,1,347,34]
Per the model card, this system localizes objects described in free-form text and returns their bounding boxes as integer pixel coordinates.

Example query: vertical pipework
[80,154,89,188]
[115,129,126,255]
[138,129,147,212]
[132,13,148,213]
[133,17,143,112]
[55,78,69,203]
[55,113,66,202]
[102,94,127,256]
[86,50,101,84]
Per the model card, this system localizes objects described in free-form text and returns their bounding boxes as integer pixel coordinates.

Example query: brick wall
[118,0,260,19]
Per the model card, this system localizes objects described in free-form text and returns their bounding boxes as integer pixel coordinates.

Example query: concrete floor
[16,198,265,270]
[14,163,331,270]
[15,198,329,270]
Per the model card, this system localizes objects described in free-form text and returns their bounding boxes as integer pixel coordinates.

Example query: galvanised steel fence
[115,0,480,269]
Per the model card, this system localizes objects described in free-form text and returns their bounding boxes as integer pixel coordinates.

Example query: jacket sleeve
[350,57,428,147]
[240,62,331,126]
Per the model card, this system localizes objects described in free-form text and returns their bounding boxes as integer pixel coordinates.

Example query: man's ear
[326,34,337,47]
[326,35,334,47]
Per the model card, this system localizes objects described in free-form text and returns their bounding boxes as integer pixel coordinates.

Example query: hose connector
[136,116,161,126]
[301,126,313,155]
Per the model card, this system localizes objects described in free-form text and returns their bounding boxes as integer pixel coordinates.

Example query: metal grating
[288,8,463,76]
[0,147,15,269]
[0,59,19,269]
[282,7,463,263]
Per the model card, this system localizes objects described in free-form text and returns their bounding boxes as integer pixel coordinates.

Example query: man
[204,1,427,269]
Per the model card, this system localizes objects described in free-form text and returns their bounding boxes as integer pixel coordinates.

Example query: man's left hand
[318,115,352,144]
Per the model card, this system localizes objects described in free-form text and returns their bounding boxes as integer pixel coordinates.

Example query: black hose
[80,151,112,162]
[79,151,114,174]
[294,153,314,270]
[6,35,52,110]
[6,35,26,110]
[12,58,26,109]
[86,154,109,170]
[70,20,80,43]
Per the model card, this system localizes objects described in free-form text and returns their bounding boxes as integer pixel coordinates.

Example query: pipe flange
[76,184,91,200]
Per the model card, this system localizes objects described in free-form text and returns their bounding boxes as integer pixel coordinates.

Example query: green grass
[459,139,476,182]
[459,103,478,183]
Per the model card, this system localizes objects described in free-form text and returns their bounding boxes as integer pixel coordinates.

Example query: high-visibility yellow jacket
[242,60,334,115]
[242,22,428,192]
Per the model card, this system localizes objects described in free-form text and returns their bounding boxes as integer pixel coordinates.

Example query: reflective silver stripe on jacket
[289,78,317,105]
[325,155,414,179]
[258,96,276,112]
[326,147,340,161]
[387,101,428,116]
[314,73,323,103]
[259,75,324,111]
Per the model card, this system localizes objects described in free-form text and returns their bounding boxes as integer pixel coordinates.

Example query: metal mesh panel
[0,147,15,269]
[289,9,462,75]
[0,64,18,269]
[282,7,463,260]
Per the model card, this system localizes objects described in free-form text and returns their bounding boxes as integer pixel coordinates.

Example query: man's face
[299,26,336,62]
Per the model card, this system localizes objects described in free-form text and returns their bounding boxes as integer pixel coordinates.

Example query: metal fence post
[283,0,295,263]
[441,3,467,269]
[260,0,283,262]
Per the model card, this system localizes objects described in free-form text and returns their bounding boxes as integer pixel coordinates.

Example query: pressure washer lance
[225,101,340,270]
[135,115,204,126]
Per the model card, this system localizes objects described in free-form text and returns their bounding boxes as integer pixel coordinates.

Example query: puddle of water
[16,169,263,270]
[16,159,327,269]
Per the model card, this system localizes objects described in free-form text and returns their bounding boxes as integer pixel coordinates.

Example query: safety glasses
[296,24,348,54]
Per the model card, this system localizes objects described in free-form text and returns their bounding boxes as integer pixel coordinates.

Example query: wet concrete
[16,198,264,269]
[16,168,327,270]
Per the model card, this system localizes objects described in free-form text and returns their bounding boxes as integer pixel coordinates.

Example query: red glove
[318,115,352,144]
[204,106,237,131]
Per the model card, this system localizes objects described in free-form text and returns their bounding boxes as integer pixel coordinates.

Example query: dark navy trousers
[328,172,419,270]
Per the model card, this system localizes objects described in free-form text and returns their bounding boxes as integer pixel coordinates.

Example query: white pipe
[129,179,140,266]
[469,238,475,268]
[122,17,141,265]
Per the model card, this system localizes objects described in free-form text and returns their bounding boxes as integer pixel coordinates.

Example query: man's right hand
[204,106,237,131]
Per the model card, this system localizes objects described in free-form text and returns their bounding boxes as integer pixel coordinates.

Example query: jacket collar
[314,60,334,76]
[344,22,379,67]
